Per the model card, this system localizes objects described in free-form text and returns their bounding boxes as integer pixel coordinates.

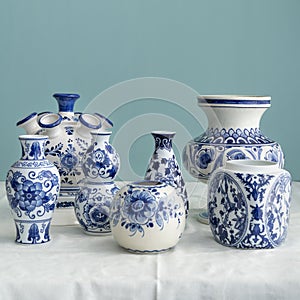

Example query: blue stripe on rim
[198,99,271,105]
[198,95,271,106]
[94,113,114,127]
[91,131,112,136]
[79,114,102,129]
[16,112,37,126]
[39,114,62,128]
[19,135,48,140]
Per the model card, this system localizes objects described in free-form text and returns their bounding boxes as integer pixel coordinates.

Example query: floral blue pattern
[110,185,184,237]
[6,135,60,244]
[145,132,189,217]
[183,127,284,180]
[75,182,119,234]
[208,168,292,249]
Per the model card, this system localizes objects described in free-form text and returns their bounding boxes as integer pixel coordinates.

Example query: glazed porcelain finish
[183,95,284,182]
[17,112,42,135]
[145,131,189,217]
[75,181,119,235]
[110,181,186,253]
[75,132,120,234]
[5,135,60,244]
[81,132,120,183]
[17,93,114,225]
[207,160,292,249]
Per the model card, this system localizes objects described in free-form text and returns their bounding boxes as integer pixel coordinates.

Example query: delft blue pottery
[110,180,186,253]
[75,132,120,234]
[144,131,189,217]
[75,182,119,235]
[182,95,284,223]
[5,135,60,244]
[16,93,114,225]
[207,160,292,249]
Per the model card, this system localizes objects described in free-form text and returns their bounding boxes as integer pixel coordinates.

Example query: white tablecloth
[0,181,299,300]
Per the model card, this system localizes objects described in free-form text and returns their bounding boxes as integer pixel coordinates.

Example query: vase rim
[79,113,102,129]
[19,134,48,140]
[151,130,176,136]
[39,113,62,128]
[94,113,114,128]
[198,95,271,107]
[225,159,278,173]
[16,112,37,126]
[91,131,112,136]
[53,93,80,99]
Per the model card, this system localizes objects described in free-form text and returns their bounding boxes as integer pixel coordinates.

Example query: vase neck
[152,131,175,152]
[91,132,111,145]
[19,135,47,160]
[203,106,268,130]
[53,93,80,114]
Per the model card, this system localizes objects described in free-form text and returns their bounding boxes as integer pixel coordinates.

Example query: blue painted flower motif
[61,152,78,170]
[122,190,158,225]
[198,150,212,169]
[93,149,110,169]
[14,180,47,212]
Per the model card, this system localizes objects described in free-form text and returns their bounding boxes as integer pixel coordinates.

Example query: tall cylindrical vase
[5,135,60,244]
[183,95,284,223]
[145,131,189,217]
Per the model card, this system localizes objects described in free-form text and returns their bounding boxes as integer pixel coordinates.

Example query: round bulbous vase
[74,181,119,235]
[110,181,186,253]
[207,160,292,249]
[81,132,120,183]
[183,95,284,223]
[5,135,60,244]
[145,131,189,217]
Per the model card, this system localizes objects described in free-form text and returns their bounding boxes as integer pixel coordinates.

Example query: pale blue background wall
[1,0,299,181]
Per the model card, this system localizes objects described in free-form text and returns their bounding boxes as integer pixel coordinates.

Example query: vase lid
[198,95,271,107]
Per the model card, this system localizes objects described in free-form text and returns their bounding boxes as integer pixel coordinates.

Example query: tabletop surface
[0,181,299,300]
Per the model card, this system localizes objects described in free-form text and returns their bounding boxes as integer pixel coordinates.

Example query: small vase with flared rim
[145,131,189,217]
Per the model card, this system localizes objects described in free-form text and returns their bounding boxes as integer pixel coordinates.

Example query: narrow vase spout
[16,112,41,135]
[38,113,63,138]
[76,113,102,138]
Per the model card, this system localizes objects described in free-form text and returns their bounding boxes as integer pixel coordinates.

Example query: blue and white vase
[145,131,189,217]
[5,135,60,244]
[81,132,120,183]
[38,112,102,225]
[74,132,120,234]
[16,93,114,226]
[110,180,186,253]
[183,95,284,223]
[75,181,119,235]
[207,160,292,249]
